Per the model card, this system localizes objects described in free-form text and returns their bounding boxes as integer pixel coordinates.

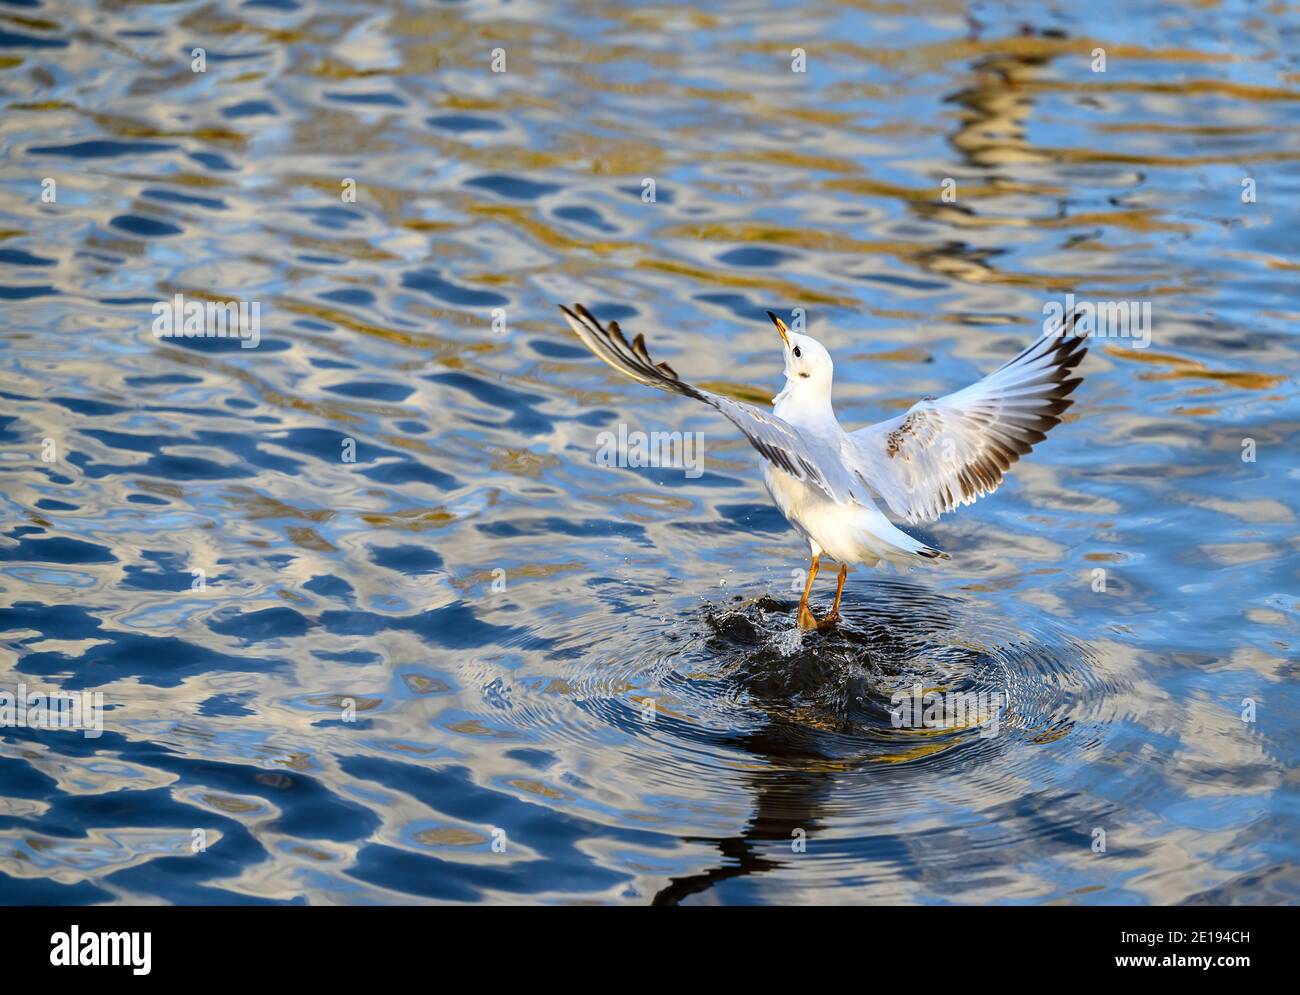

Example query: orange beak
[766,311,790,347]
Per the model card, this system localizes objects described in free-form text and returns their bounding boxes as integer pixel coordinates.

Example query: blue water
[0,0,1297,904]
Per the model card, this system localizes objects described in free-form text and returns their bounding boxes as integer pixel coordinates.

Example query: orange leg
[797,554,821,630]
[817,564,848,630]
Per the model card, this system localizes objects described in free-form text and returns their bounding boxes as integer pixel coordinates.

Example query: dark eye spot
[792,346,801,358]
[799,372,810,378]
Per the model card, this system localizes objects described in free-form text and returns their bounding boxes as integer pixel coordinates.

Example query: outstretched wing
[843,311,1087,525]
[559,304,859,503]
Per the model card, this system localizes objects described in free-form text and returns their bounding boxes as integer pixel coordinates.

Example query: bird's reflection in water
[652,581,1012,905]
[650,730,834,906]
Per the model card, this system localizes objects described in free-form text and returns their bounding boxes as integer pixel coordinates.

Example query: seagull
[559,304,1085,630]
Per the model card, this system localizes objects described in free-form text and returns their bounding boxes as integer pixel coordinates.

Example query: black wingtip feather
[560,302,700,400]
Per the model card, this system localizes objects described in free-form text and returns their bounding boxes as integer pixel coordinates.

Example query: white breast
[762,464,848,559]
[762,462,921,568]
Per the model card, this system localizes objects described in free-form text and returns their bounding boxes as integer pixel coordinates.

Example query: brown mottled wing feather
[559,304,861,503]
[843,310,1087,524]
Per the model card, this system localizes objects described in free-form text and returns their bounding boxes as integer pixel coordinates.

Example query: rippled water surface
[1,0,1298,904]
